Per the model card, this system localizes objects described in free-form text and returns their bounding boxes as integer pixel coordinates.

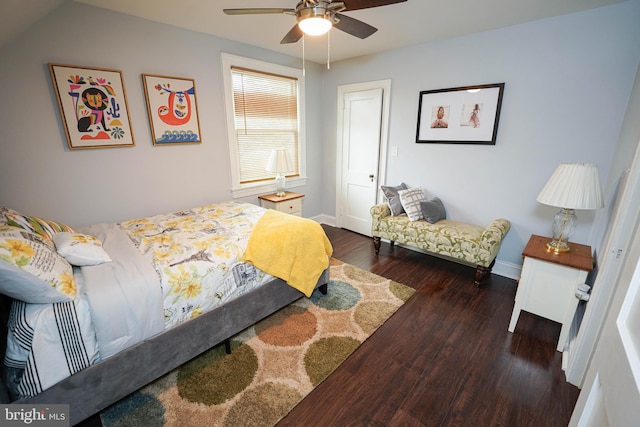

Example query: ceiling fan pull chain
[327,30,331,70]
[302,35,306,76]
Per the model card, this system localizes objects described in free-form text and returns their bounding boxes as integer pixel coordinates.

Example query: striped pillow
[7,212,75,242]
[0,206,23,227]
[398,188,426,221]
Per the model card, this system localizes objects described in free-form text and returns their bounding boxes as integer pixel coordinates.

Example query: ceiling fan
[223,0,407,44]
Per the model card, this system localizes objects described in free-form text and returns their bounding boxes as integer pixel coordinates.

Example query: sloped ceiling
[1,0,628,63]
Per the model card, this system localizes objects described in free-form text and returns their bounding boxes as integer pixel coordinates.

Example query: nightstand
[258,192,304,217]
[508,234,593,351]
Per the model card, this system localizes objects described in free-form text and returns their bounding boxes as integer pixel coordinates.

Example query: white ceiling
[2,0,628,63]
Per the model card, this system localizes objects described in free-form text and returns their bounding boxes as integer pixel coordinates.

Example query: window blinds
[231,66,300,184]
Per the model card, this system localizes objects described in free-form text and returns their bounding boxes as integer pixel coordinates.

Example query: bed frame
[0,270,329,426]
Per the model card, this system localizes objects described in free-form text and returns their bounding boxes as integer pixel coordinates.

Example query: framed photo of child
[416,83,505,145]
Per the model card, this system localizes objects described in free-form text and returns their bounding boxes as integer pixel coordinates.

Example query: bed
[0,201,332,425]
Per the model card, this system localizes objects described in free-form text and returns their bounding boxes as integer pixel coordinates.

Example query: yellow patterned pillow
[0,226,76,302]
[7,212,75,242]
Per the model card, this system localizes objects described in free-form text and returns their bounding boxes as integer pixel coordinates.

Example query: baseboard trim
[312,214,336,226]
[492,260,521,281]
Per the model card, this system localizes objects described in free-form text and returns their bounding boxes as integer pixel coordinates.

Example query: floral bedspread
[119,201,273,328]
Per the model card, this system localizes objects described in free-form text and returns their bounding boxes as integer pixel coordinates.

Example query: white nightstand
[508,234,593,352]
[258,192,304,217]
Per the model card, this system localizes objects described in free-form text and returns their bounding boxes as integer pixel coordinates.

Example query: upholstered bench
[371,203,510,284]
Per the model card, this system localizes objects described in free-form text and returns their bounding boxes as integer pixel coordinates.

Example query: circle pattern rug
[101,259,415,427]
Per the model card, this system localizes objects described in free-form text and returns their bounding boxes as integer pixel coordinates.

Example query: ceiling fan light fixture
[225,0,392,44]
[298,16,332,35]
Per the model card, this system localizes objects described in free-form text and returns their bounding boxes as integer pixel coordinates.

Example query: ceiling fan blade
[223,8,295,15]
[333,13,377,39]
[280,24,304,44]
[343,0,406,11]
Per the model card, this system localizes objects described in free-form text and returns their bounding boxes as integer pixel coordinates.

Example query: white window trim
[221,53,307,198]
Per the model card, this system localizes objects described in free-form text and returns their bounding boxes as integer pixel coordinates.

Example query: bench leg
[373,236,381,253]
[475,259,496,286]
[373,237,395,254]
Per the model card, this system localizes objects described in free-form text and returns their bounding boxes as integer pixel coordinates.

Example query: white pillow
[53,232,111,266]
[0,226,75,302]
[398,188,426,221]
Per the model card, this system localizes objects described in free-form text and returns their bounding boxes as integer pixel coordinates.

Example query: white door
[569,138,640,426]
[570,209,640,426]
[336,82,388,236]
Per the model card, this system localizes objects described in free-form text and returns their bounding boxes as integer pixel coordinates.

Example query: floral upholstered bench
[371,202,511,284]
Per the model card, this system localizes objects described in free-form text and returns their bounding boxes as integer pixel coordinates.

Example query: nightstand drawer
[274,198,302,215]
[258,192,304,217]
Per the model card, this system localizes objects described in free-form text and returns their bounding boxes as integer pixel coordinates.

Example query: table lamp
[536,163,604,253]
[266,148,293,197]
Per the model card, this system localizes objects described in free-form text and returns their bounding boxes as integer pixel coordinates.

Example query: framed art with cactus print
[142,74,202,146]
[49,63,135,149]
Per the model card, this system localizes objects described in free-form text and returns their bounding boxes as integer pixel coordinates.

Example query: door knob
[369,174,375,182]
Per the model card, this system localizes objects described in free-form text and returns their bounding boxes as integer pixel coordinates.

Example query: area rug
[100,259,415,427]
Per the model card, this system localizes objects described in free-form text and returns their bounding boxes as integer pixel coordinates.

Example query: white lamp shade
[536,163,604,210]
[266,148,294,174]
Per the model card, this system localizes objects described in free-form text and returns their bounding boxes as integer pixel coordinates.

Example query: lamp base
[547,240,571,254]
[274,173,286,197]
[547,208,577,254]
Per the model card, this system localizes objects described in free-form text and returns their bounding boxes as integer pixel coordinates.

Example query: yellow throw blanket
[243,209,333,297]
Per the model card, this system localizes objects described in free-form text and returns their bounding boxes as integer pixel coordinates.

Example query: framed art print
[142,74,202,145]
[49,63,135,149]
[416,83,505,145]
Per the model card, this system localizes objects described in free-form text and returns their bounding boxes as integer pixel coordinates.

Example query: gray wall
[0,2,324,227]
[321,1,640,267]
[1,1,640,270]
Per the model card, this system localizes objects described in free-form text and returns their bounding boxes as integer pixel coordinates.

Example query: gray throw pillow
[380,183,408,216]
[420,197,446,224]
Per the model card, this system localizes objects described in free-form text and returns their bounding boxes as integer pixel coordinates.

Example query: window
[221,53,306,197]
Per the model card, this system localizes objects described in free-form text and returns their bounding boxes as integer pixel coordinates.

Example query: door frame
[569,180,640,425]
[335,79,391,229]
[566,139,640,387]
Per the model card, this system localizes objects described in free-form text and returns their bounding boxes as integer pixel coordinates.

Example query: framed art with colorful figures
[142,74,202,146]
[49,63,135,149]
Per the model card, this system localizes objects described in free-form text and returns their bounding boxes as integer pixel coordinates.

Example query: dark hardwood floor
[278,225,580,427]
